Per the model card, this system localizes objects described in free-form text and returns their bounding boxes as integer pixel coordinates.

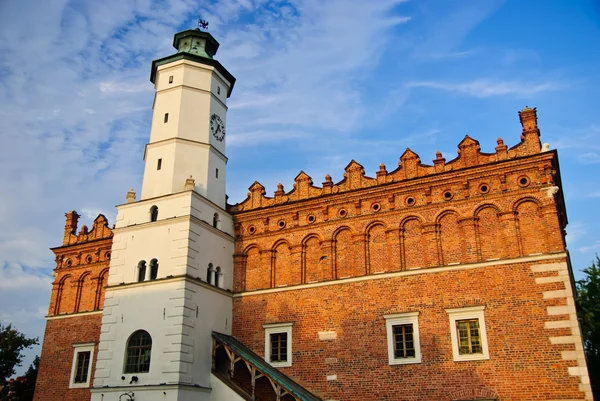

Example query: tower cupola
[173,29,220,59]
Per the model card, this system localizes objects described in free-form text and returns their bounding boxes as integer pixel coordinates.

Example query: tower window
[216,168,219,178]
[125,330,152,373]
[137,261,147,282]
[150,206,158,222]
[149,259,159,280]
[213,213,219,229]
[207,263,216,285]
[168,75,173,84]
[157,159,162,170]
[164,113,169,123]
[217,86,221,95]
[215,266,222,288]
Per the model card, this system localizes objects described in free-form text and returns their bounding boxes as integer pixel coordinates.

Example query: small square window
[446,306,490,361]
[385,312,421,365]
[69,343,94,388]
[264,323,293,367]
[169,75,173,84]
[164,113,169,123]
[157,158,162,170]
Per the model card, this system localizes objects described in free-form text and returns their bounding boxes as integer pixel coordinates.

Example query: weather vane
[198,18,209,30]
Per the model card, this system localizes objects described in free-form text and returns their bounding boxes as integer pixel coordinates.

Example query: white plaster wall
[149,86,183,143]
[115,192,233,234]
[109,193,233,287]
[141,60,231,202]
[93,278,232,388]
[209,373,246,401]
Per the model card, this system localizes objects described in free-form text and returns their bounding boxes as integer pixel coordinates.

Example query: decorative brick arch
[474,203,504,262]
[272,239,299,288]
[302,234,329,284]
[441,387,499,400]
[56,274,75,314]
[513,197,546,256]
[75,272,94,312]
[333,226,359,279]
[243,244,270,291]
[400,216,426,270]
[95,268,109,310]
[436,210,464,266]
[365,221,387,274]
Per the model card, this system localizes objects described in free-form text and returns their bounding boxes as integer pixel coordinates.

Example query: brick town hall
[33,28,592,401]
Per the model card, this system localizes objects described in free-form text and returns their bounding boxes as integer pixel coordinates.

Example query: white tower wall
[92,29,236,401]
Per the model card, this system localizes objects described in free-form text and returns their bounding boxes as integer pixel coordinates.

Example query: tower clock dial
[210,113,225,142]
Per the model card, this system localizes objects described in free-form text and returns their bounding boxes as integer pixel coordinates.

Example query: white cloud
[566,221,587,247]
[579,241,600,253]
[407,79,565,97]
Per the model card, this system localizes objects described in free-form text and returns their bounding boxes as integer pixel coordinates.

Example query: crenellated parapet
[229,107,545,213]
[62,211,114,246]
[230,107,567,293]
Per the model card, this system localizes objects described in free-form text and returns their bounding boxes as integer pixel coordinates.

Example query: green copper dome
[173,29,219,59]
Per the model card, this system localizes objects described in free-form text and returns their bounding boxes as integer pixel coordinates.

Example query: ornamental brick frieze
[230,108,550,214]
[232,144,566,293]
[49,211,113,316]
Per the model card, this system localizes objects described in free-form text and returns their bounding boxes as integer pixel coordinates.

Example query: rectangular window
[157,158,162,170]
[264,322,293,367]
[217,86,221,95]
[74,351,91,383]
[385,312,421,365]
[169,75,173,84]
[393,324,415,358]
[69,343,94,388]
[270,333,288,362]
[457,319,482,355]
[216,168,219,178]
[446,306,489,361]
[164,113,169,123]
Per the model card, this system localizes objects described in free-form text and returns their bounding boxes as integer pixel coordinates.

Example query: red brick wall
[230,119,580,399]
[232,259,584,401]
[33,314,101,401]
[35,213,113,401]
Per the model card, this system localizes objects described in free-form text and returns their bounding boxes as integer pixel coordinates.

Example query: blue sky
[0,0,599,375]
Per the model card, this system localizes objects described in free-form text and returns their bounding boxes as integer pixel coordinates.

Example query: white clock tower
[91,28,238,401]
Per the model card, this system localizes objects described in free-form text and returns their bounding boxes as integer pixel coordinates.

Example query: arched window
[125,330,152,373]
[213,213,219,229]
[215,266,223,288]
[207,263,216,285]
[137,261,147,282]
[149,259,158,280]
[149,206,158,222]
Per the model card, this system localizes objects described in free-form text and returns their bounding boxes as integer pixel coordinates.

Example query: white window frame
[69,342,95,388]
[446,305,490,362]
[263,322,293,368]
[384,312,421,365]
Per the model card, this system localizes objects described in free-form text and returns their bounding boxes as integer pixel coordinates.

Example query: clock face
[210,113,225,142]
